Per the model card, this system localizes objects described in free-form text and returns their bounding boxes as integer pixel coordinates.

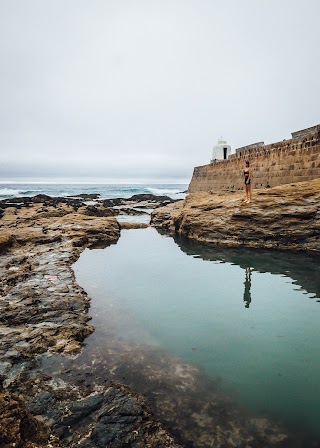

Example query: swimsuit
[244,169,251,185]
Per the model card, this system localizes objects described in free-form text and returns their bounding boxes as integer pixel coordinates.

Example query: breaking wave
[0,188,40,198]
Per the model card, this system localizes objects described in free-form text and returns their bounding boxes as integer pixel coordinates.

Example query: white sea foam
[0,184,188,200]
[147,187,184,196]
[0,188,23,197]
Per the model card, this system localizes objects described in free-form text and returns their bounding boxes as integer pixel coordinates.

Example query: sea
[0,183,188,201]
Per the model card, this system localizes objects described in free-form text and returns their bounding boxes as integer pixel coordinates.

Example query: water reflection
[243,268,252,308]
[171,234,320,300]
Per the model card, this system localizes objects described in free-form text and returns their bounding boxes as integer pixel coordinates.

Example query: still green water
[73,228,320,436]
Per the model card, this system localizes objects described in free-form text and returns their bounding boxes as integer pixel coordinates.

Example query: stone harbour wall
[188,129,320,192]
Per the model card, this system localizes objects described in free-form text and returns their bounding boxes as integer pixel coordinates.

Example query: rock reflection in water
[172,233,320,300]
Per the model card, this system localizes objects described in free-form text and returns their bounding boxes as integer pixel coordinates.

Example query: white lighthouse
[211,138,232,162]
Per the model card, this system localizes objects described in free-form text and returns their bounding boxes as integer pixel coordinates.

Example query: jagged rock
[151,179,320,254]
[112,207,149,216]
[101,194,175,210]
[31,194,54,203]
[28,386,181,448]
[0,195,85,211]
[102,198,126,207]
[128,193,173,202]
[0,392,59,447]
[81,205,114,217]
[67,193,100,200]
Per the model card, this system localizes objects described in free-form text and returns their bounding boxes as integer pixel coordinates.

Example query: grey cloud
[1,0,319,181]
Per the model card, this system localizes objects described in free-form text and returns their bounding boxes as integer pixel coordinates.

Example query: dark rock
[83,205,114,217]
[0,195,85,210]
[117,208,148,216]
[0,199,31,209]
[49,197,84,208]
[0,235,15,254]
[28,391,57,415]
[0,392,55,447]
[24,385,181,447]
[59,393,105,426]
[67,193,100,200]
[31,194,53,203]
[102,198,126,207]
[128,193,173,202]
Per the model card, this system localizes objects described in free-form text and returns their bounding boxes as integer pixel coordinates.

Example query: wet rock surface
[26,385,180,447]
[151,179,320,254]
[0,194,85,210]
[38,337,299,448]
[0,195,183,447]
[101,193,175,209]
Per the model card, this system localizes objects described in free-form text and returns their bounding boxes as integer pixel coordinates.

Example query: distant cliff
[189,126,320,193]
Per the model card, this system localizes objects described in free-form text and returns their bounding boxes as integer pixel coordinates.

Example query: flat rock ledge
[151,179,320,254]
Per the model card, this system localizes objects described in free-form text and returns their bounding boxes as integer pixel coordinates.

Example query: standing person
[243,161,252,203]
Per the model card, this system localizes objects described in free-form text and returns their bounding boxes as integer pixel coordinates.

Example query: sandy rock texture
[151,179,320,254]
[0,199,120,359]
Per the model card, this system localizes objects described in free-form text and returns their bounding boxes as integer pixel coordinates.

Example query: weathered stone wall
[235,141,265,154]
[291,124,320,139]
[189,130,320,192]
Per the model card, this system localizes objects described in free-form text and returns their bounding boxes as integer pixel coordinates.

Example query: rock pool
[70,227,320,446]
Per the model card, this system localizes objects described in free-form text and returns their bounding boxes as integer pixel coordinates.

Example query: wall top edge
[291,124,320,139]
[233,125,320,156]
[235,142,265,153]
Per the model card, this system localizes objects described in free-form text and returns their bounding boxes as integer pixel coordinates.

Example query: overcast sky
[1,0,319,183]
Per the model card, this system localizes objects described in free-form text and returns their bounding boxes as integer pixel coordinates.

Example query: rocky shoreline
[0,189,319,447]
[151,179,320,255]
[0,193,182,447]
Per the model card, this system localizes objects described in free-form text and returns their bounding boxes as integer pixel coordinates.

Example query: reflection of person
[243,268,252,308]
[242,161,252,203]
